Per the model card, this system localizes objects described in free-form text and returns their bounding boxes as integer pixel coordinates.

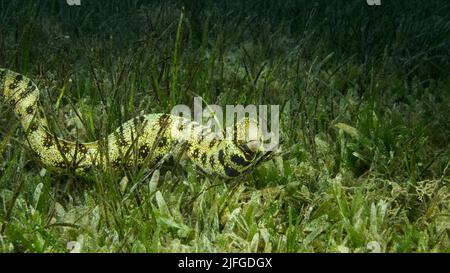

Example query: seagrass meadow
[0,0,449,253]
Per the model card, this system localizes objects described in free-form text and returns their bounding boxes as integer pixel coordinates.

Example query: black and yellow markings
[158,135,168,148]
[218,149,225,165]
[209,156,216,167]
[157,114,171,128]
[192,147,200,159]
[201,152,207,165]
[54,161,66,168]
[60,142,71,154]
[154,154,163,162]
[8,97,16,106]
[28,122,39,134]
[177,122,185,131]
[209,138,217,148]
[237,143,255,160]
[28,82,36,92]
[111,158,122,168]
[8,82,18,90]
[1,69,266,178]
[114,129,128,147]
[15,74,23,82]
[224,165,240,177]
[26,105,34,114]
[185,142,192,150]
[139,144,151,158]
[230,154,251,167]
[43,133,54,148]
[76,143,88,155]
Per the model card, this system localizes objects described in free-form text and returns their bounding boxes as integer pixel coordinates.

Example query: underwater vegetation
[0,0,449,252]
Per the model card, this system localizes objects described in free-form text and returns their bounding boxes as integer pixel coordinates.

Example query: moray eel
[0,69,270,178]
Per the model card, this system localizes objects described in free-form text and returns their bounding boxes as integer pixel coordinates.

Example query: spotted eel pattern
[0,69,267,178]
